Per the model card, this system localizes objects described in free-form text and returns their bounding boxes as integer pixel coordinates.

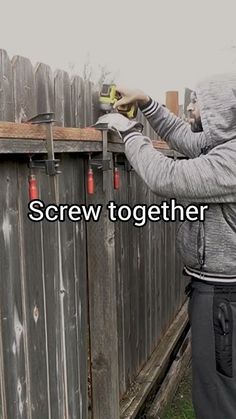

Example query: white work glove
[93,113,143,137]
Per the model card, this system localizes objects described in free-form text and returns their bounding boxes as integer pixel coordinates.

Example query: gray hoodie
[123,74,236,281]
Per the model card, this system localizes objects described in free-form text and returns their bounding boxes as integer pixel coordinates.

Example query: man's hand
[114,86,150,109]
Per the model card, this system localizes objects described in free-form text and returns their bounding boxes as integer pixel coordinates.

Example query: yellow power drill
[99,84,138,119]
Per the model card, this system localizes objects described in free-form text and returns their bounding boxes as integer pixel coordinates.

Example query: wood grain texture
[114,166,132,396]
[146,332,191,418]
[35,63,54,114]
[58,155,88,419]
[86,154,120,419]
[12,55,37,122]
[0,160,28,418]
[17,161,49,418]
[84,80,93,127]
[0,139,178,156]
[54,70,72,127]
[71,76,85,128]
[0,122,102,141]
[0,48,187,419]
[0,49,14,121]
[120,303,188,419]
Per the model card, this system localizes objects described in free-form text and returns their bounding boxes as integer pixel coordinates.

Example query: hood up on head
[195,73,236,151]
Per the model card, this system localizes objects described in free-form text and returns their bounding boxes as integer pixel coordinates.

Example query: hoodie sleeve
[123,132,236,203]
[139,98,207,158]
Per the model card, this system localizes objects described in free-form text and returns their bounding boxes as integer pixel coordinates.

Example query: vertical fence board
[91,83,100,124]
[54,70,72,127]
[128,172,140,379]
[71,76,85,128]
[39,174,64,419]
[166,215,173,326]
[115,166,131,395]
[35,63,54,114]
[86,158,120,419]
[155,197,164,343]
[0,49,14,121]
[137,180,146,368]
[146,189,153,356]
[159,212,167,332]
[58,155,88,419]
[170,220,176,322]
[84,80,93,127]
[0,160,28,418]
[70,81,88,418]
[152,199,161,347]
[18,161,49,419]
[12,55,37,122]
[72,157,88,419]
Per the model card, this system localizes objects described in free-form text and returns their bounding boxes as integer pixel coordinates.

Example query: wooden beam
[0,122,102,141]
[0,139,182,157]
[0,139,107,154]
[0,122,185,158]
[146,332,191,418]
[120,302,188,419]
[165,91,179,116]
[0,122,169,148]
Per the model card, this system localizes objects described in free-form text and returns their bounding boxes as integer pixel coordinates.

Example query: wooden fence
[0,49,187,419]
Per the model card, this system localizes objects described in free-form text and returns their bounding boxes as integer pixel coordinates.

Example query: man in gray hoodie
[96,74,236,418]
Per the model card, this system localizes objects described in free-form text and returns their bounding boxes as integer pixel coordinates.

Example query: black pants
[187,279,236,419]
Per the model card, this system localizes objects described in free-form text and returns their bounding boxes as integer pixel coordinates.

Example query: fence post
[86,153,120,419]
[165,91,179,115]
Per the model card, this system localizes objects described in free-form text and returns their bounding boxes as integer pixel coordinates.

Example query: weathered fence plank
[84,80,93,127]
[128,171,140,379]
[86,155,120,419]
[12,55,37,122]
[58,155,88,419]
[17,160,50,418]
[0,49,14,121]
[91,83,101,124]
[0,159,28,418]
[71,76,85,128]
[71,158,88,419]
[137,179,147,368]
[115,166,132,395]
[39,172,68,419]
[54,70,72,127]
[35,63,54,114]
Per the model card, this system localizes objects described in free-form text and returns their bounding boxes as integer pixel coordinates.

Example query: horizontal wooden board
[0,122,102,141]
[0,122,171,151]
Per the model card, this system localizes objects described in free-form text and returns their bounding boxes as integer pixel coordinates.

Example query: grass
[162,363,195,419]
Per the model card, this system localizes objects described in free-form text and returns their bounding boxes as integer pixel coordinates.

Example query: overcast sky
[1,0,236,103]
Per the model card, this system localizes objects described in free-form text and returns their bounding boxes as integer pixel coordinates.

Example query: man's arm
[123,131,236,203]
[114,87,207,158]
[139,98,207,158]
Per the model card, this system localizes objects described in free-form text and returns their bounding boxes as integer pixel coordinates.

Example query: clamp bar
[91,124,112,192]
[27,112,60,176]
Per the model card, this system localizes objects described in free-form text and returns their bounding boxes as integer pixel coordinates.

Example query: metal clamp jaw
[27,112,60,176]
[92,124,111,169]
[29,158,60,176]
[89,154,112,171]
